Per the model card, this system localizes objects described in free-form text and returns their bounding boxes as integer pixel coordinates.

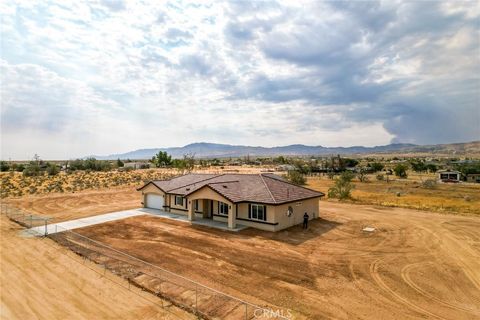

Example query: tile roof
[140,173,324,204]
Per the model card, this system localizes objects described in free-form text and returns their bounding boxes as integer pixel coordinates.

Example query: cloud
[0,0,479,159]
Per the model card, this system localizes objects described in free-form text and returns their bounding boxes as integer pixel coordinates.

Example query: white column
[188,199,195,221]
[228,203,236,229]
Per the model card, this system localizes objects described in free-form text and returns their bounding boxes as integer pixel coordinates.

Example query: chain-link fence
[1,204,291,320]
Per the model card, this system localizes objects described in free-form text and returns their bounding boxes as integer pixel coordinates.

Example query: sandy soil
[0,216,194,320]
[3,186,140,222]
[74,202,480,319]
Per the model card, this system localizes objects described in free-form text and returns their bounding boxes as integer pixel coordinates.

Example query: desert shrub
[394,164,408,178]
[23,163,42,177]
[328,171,355,200]
[284,170,306,185]
[422,179,437,189]
[0,161,10,172]
[46,163,60,176]
[368,162,384,172]
[376,174,385,181]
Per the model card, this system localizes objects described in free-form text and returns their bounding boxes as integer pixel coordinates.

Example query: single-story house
[138,173,325,231]
[438,170,462,183]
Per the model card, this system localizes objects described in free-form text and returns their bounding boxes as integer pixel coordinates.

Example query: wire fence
[1,203,291,320]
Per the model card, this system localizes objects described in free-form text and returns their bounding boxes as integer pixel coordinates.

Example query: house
[138,173,325,231]
[466,173,480,183]
[124,162,151,169]
[438,170,461,183]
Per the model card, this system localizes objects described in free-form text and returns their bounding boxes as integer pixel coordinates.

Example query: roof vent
[186,188,190,191]
[223,185,228,188]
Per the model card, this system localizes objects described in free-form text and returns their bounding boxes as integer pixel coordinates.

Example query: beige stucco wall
[272,197,320,231]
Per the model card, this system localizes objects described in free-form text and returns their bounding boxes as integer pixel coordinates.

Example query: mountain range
[90,141,480,160]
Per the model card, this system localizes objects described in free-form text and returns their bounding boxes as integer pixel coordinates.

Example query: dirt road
[0,216,193,320]
[76,201,480,319]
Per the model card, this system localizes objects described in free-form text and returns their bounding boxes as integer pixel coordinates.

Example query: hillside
[91,141,480,160]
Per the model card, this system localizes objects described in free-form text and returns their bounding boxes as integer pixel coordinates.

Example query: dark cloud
[217,1,480,144]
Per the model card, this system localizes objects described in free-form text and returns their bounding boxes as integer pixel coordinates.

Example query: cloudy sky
[1,1,479,160]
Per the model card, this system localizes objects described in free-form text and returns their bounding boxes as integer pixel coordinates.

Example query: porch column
[188,199,195,221]
[228,203,236,229]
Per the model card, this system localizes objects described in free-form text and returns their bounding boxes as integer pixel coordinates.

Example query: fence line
[1,204,291,320]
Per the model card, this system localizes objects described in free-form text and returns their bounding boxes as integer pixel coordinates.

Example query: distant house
[124,162,150,169]
[138,173,325,231]
[466,173,480,183]
[438,170,461,183]
[276,164,296,172]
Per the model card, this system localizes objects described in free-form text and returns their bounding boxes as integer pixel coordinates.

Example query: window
[195,200,199,211]
[219,202,229,215]
[250,204,266,221]
[175,196,183,206]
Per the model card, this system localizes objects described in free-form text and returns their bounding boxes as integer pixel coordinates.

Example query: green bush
[394,164,408,178]
[328,171,355,200]
[284,170,306,185]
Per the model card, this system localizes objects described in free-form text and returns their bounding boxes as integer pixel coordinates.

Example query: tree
[23,162,42,177]
[328,171,355,200]
[284,170,306,185]
[152,151,172,168]
[410,160,427,172]
[368,162,384,173]
[425,164,438,173]
[117,158,124,167]
[394,164,408,178]
[343,158,359,168]
[0,161,10,172]
[46,163,60,176]
[173,153,195,174]
[357,168,369,182]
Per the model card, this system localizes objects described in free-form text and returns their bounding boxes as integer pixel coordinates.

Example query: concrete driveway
[28,209,147,235]
[27,207,247,236]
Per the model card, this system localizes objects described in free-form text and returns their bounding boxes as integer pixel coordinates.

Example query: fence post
[44,220,48,236]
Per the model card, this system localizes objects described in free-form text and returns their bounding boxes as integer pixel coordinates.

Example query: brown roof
[139,173,324,204]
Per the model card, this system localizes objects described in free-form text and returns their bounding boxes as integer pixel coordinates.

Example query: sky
[1,0,479,160]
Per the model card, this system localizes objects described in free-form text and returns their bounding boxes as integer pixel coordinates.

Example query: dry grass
[0,166,269,199]
[307,174,480,215]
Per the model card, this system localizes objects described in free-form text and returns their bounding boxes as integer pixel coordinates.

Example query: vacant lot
[307,176,480,215]
[72,202,480,319]
[3,186,140,221]
[0,216,193,320]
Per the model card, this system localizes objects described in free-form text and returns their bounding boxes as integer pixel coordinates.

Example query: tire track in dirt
[370,259,446,320]
[401,262,476,313]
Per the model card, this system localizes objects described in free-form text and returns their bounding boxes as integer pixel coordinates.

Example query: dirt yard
[73,202,480,320]
[307,176,480,215]
[0,216,194,320]
[3,186,140,221]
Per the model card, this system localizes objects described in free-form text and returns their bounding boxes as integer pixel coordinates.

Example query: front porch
[140,208,248,232]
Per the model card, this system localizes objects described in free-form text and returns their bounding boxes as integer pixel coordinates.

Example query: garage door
[145,194,164,210]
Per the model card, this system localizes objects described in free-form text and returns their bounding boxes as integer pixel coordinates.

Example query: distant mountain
[88,141,480,160]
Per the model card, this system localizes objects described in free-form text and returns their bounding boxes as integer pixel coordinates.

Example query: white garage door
[145,194,164,210]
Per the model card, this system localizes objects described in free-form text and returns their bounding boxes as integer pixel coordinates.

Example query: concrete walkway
[28,209,146,236]
[26,208,248,236]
